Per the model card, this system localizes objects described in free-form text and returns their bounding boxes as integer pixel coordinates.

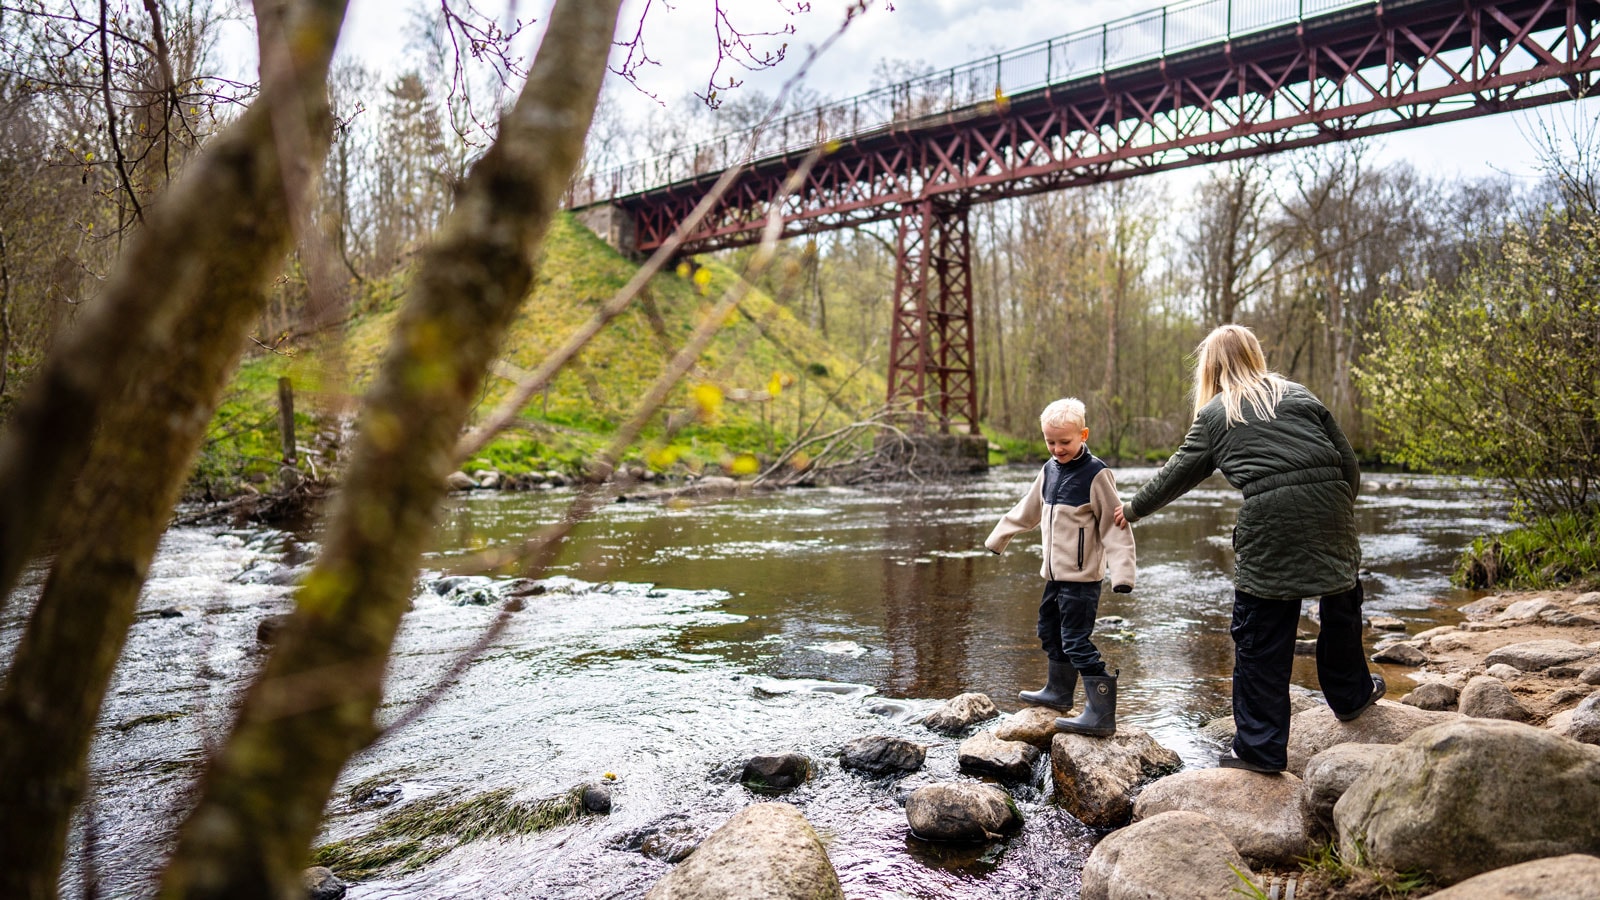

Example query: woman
[1114,324,1384,773]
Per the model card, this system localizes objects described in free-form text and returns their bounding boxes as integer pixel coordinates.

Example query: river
[3,466,1506,898]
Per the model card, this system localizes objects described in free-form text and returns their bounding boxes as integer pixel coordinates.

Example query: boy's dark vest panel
[1042,448,1107,508]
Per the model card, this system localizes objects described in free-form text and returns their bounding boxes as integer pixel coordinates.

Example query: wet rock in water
[1285,702,1459,776]
[445,471,478,491]
[741,752,812,794]
[1050,725,1182,828]
[839,735,925,777]
[1367,615,1406,631]
[302,866,346,900]
[613,814,702,863]
[474,469,502,489]
[904,782,1022,842]
[642,803,842,900]
[920,692,999,734]
[1081,810,1254,900]
[1300,743,1395,837]
[1484,639,1595,672]
[505,579,548,598]
[256,614,294,645]
[1400,681,1459,711]
[862,697,921,721]
[1458,675,1532,722]
[1335,719,1600,885]
[1200,715,1236,744]
[1581,664,1600,686]
[993,707,1065,749]
[1371,642,1427,666]
[580,783,613,813]
[157,606,184,618]
[957,731,1040,783]
[430,575,481,595]
[1425,854,1600,899]
[451,587,497,607]
[1133,768,1310,868]
[350,781,402,808]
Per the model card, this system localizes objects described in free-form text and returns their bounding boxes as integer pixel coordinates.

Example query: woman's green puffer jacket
[1124,381,1361,599]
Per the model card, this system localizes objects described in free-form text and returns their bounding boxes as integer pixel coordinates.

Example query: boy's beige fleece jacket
[986,460,1137,589]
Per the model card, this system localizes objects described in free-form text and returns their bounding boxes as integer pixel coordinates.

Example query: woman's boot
[1019,658,1078,710]
[1055,671,1117,736]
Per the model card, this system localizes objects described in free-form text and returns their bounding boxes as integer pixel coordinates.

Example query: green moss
[314,787,586,879]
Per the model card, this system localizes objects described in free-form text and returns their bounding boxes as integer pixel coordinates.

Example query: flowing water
[3,467,1508,899]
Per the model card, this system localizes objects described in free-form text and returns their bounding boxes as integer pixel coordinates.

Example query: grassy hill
[193,212,888,494]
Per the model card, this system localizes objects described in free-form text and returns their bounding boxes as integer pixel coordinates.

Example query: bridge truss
[573,0,1600,433]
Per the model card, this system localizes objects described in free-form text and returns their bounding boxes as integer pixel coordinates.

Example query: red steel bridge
[570,0,1600,434]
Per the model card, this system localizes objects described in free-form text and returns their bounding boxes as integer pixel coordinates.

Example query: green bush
[1456,505,1600,590]
[1358,212,1600,516]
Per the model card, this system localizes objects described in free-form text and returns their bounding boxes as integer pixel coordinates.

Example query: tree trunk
[154,3,621,898]
[0,2,348,896]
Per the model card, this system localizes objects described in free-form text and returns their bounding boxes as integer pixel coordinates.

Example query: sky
[321,0,1599,186]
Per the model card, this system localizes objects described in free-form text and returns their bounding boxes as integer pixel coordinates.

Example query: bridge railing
[569,0,1371,205]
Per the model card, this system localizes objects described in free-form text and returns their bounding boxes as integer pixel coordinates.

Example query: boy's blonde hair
[1039,398,1087,430]
[1193,324,1287,426]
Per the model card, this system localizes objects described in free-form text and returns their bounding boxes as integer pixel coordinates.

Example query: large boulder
[1300,743,1396,836]
[1285,701,1459,775]
[1050,725,1182,828]
[1457,676,1532,722]
[1424,854,1600,899]
[643,803,843,900]
[1131,768,1310,867]
[1334,719,1600,885]
[1483,639,1594,672]
[920,693,999,734]
[839,735,925,777]
[1080,810,1256,900]
[904,782,1022,842]
[993,707,1062,748]
[957,731,1040,783]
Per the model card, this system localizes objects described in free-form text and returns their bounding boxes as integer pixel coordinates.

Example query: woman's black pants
[1230,582,1372,770]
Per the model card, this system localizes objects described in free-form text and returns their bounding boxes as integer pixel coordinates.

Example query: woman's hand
[1113,504,1128,528]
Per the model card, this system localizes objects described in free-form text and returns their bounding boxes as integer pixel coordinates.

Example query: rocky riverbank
[634,588,1600,900]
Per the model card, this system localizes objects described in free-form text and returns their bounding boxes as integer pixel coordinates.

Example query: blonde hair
[1039,398,1087,430]
[1193,324,1286,426]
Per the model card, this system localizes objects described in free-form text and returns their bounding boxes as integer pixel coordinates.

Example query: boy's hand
[1112,504,1129,528]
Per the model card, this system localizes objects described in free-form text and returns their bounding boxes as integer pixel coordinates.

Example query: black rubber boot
[1055,671,1117,737]
[1019,659,1078,710]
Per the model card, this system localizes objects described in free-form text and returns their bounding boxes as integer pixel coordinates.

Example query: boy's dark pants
[1038,580,1104,674]
[1231,582,1371,769]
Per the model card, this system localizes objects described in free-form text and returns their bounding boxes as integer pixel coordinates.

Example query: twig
[99,0,143,224]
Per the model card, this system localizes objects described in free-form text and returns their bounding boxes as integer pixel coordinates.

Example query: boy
[985,398,1135,737]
